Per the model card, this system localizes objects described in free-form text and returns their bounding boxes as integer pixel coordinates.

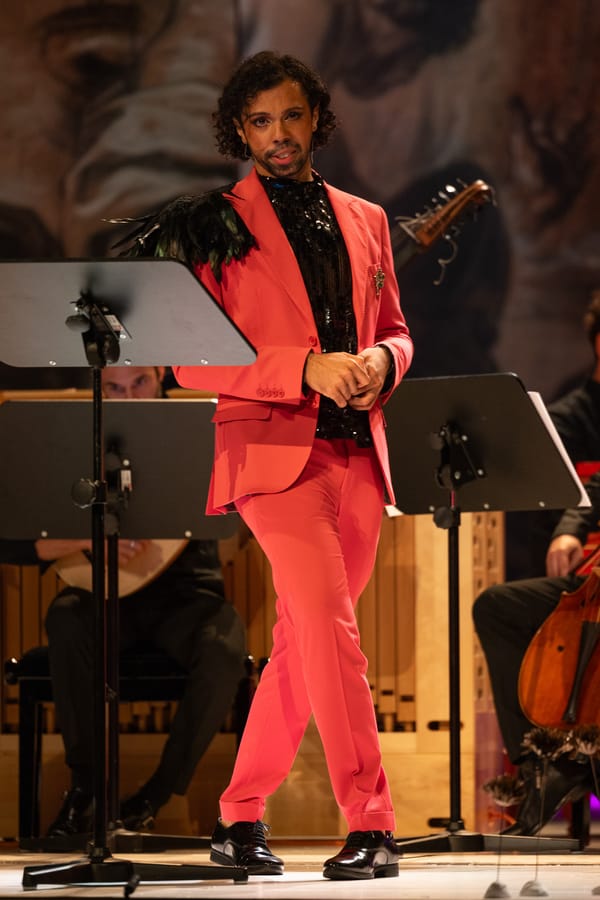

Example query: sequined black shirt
[260,174,372,446]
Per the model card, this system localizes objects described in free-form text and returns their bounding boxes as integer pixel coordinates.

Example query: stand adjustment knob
[71,478,97,508]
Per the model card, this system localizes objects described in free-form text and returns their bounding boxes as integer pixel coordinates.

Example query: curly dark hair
[213,51,337,160]
[583,289,600,351]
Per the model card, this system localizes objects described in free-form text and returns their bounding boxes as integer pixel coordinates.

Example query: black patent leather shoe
[119,792,157,831]
[46,787,93,837]
[210,819,284,875]
[323,830,399,880]
[501,756,593,836]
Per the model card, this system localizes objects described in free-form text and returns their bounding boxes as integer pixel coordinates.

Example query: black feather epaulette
[110,184,257,283]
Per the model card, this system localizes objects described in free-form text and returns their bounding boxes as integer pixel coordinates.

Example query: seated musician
[475,288,600,834]
[506,288,600,579]
[0,366,246,837]
[473,472,600,835]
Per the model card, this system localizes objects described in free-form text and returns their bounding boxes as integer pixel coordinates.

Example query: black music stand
[384,373,587,854]
[0,259,255,890]
[0,397,238,856]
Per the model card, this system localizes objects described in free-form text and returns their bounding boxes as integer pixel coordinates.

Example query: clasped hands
[303,347,391,410]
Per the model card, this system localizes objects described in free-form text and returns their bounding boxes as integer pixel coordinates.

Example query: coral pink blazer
[173,168,413,514]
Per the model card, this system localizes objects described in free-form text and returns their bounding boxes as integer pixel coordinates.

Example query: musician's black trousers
[472,573,582,764]
[45,580,246,801]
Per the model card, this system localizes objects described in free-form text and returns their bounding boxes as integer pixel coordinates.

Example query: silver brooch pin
[374,266,385,297]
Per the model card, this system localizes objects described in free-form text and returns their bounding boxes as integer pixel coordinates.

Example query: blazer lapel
[225,171,372,334]
[325,185,370,330]
[225,171,313,321]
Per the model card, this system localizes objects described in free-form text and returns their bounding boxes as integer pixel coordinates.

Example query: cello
[518,561,600,729]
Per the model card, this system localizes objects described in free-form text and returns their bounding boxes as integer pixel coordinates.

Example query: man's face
[235,79,319,182]
[102,366,164,399]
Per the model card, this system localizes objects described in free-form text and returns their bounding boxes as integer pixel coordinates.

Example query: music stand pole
[0,258,254,890]
[106,528,121,834]
[90,364,111,862]
[446,496,464,833]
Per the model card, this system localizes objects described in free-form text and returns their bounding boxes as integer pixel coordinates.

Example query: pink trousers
[220,438,396,833]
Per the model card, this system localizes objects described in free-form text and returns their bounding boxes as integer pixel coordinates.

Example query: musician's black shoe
[210,819,284,874]
[119,792,157,831]
[46,787,93,837]
[501,756,593,836]
[323,830,399,880]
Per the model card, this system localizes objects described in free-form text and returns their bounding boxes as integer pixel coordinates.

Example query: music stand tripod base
[18,828,213,855]
[394,831,579,855]
[22,859,248,891]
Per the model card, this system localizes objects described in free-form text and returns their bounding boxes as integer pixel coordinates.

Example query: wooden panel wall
[1,565,64,734]
[0,511,504,838]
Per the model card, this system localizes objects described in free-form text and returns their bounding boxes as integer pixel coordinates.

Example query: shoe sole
[323,862,399,881]
[210,849,284,875]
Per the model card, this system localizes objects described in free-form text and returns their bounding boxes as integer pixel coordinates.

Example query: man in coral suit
[124,51,413,880]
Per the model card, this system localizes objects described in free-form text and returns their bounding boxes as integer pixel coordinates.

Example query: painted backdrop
[1,1,599,401]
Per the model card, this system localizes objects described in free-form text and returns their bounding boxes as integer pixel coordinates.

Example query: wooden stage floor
[1,831,599,899]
